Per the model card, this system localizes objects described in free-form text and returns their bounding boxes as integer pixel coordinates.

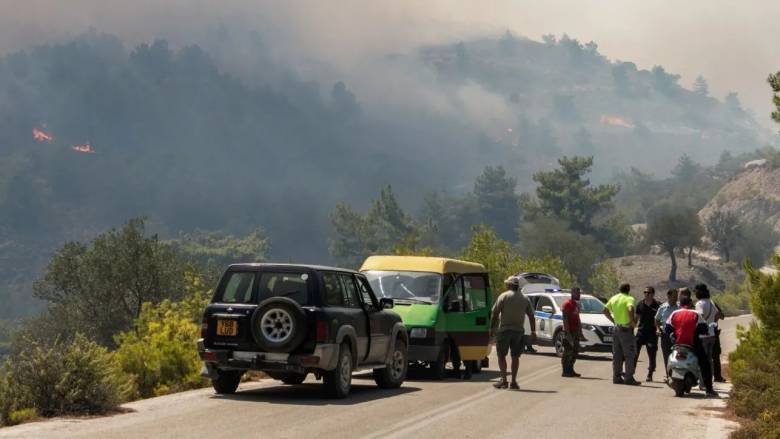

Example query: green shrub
[7,333,130,417]
[8,408,37,426]
[728,257,780,437]
[715,284,751,317]
[0,365,14,426]
[114,290,210,399]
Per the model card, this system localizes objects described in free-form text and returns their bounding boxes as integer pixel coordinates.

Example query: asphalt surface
[0,315,753,439]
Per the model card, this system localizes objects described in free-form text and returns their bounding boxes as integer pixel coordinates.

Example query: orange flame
[72,143,96,154]
[32,127,54,142]
[600,115,635,129]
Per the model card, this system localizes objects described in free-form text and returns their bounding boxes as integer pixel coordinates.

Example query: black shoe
[613,378,624,385]
[646,373,653,382]
[572,371,581,377]
[623,378,642,386]
[714,377,727,383]
[493,381,508,389]
[706,389,719,398]
[509,382,520,390]
[526,347,537,353]
[562,371,576,377]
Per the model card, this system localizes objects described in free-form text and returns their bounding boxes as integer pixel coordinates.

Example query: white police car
[518,273,614,357]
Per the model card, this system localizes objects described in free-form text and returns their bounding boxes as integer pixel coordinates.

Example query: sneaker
[623,378,642,386]
[509,382,520,390]
[493,381,508,389]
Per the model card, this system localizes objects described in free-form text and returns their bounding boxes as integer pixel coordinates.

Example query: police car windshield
[363,271,440,304]
[553,296,605,314]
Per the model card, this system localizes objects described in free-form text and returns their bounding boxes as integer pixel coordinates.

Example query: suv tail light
[675,351,688,360]
[316,320,329,343]
[201,316,209,338]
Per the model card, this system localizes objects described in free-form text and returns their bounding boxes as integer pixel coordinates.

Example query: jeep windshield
[554,296,605,314]
[363,270,441,304]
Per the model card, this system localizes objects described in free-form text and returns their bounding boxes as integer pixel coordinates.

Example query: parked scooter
[666,344,702,397]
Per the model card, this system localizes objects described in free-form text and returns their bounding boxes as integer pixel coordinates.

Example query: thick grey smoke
[1,1,778,127]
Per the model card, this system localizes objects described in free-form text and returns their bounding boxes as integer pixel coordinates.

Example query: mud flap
[200,364,218,379]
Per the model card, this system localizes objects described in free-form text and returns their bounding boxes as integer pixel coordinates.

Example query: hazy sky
[1,0,778,128]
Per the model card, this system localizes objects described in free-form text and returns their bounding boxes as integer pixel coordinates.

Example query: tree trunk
[668,248,678,282]
[687,246,694,268]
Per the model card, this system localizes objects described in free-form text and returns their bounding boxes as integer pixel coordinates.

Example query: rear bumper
[197,339,340,376]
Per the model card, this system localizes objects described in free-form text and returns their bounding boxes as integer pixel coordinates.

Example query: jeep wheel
[430,341,449,380]
[323,344,352,398]
[374,339,408,389]
[554,330,565,358]
[251,297,307,353]
[212,370,243,394]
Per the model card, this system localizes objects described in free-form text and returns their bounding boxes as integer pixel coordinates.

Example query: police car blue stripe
[534,311,563,320]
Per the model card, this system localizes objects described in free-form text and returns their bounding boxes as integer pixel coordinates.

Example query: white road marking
[362,364,561,439]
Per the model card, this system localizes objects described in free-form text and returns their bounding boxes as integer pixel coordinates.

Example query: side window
[444,276,464,312]
[322,272,345,307]
[463,275,487,311]
[536,296,554,312]
[339,274,361,308]
[356,276,378,310]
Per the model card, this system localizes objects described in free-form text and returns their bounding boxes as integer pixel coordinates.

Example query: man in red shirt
[664,296,716,396]
[561,287,585,377]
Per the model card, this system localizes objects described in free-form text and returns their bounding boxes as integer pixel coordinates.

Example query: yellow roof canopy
[360,255,486,274]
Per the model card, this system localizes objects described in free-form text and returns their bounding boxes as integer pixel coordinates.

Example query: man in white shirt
[694,284,724,382]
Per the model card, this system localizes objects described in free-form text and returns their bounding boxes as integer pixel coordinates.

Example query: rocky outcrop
[698,165,780,234]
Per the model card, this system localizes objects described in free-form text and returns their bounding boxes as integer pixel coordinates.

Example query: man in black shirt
[635,286,661,382]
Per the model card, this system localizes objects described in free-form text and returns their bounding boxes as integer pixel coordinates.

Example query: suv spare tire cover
[251,297,307,353]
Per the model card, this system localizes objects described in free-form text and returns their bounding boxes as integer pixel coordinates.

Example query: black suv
[198,263,408,398]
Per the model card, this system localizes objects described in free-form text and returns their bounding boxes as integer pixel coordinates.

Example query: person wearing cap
[603,283,641,385]
[490,276,536,390]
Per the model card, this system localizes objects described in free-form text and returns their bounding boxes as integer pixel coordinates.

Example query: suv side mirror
[379,298,394,309]
[541,305,554,314]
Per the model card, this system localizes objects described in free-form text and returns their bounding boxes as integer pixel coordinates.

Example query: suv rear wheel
[323,343,352,398]
[554,330,566,358]
[212,370,243,394]
[374,339,407,388]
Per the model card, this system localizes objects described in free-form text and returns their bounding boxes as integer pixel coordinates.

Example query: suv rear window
[219,271,256,303]
[257,271,310,305]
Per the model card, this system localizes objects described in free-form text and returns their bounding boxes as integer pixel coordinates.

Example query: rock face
[698,164,780,234]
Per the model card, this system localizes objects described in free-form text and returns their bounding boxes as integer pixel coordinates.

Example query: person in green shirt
[603,283,641,385]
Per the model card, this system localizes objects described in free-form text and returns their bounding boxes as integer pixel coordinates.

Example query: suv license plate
[217,319,238,336]
[603,336,613,343]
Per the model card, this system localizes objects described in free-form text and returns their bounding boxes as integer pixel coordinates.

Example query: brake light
[201,317,209,338]
[316,320,329,343]
[200,351,217,362]
[676,352,688,360]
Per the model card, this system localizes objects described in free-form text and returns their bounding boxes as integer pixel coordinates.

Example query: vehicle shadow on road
[526,352,612,362]
[213,382,421,406]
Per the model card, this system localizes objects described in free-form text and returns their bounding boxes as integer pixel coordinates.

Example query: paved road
[0,315,752,439]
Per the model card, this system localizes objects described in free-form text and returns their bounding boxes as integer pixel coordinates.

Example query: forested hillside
[0,30,767,319]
